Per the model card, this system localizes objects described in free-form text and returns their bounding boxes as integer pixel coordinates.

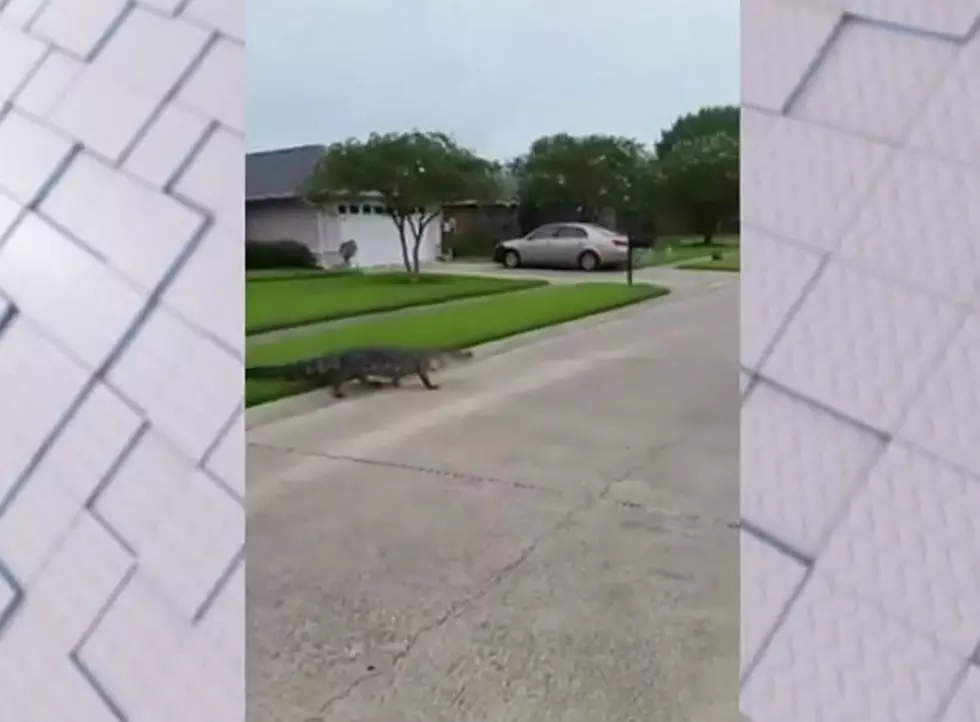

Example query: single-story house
[442,200,520,242]
[245,144,443,268]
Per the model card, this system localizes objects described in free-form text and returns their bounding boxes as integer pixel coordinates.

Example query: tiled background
[741,1,980,720]
[0,1,244,720]
[6,0,978,718]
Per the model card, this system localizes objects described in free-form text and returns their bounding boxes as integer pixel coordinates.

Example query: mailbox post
[626,235,634,286]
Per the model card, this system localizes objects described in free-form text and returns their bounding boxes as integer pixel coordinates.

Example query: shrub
[245,239,318,270]
[448,232,499,259]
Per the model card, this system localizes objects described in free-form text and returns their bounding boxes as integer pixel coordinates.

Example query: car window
[583,224,617,237]
[527,225,558,240]
[555,225,588,239]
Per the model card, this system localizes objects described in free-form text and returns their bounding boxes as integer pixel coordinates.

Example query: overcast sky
[246,0,739,160]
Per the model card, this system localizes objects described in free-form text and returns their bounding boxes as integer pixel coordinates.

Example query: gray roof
[246,143,513,206]
[246,144,326,202]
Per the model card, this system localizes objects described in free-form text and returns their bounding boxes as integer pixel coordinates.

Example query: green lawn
[677,249,740,271]
[246,272,545,335]
[646,235,740,266]
[246,282,668,407]
[658,234,740,247]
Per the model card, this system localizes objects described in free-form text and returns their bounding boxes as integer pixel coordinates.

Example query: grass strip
[246,282,668,407]
[246,272,545,335]
[647,240,739,266]
[676,251,740,271]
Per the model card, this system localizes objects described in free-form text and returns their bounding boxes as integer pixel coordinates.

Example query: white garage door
[337,204,441,269]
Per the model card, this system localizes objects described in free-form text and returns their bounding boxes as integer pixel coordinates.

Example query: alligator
[245,346,473,398]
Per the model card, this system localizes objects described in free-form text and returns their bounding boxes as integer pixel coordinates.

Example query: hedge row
[245,240,318,270]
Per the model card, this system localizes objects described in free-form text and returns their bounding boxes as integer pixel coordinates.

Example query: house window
[337,204,348,214]
[348,204,360,214]
[361,204,373,214]
[373,205,387,215]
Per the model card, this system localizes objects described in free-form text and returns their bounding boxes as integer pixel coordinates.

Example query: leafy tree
[304,131,499,274]
[616,156,663,247]
[655,105,738,159]
[512,134,648,227]
[657,132,738,244]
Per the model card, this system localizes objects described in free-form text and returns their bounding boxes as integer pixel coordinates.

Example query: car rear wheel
[503,250,521,268]
[577,250,600,271]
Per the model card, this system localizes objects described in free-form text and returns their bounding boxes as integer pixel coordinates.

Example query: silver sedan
[492,222,631,271]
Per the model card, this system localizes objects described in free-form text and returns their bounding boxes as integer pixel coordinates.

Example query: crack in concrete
[254,438,736,535]
[248,441,569,498]
[259,433,724,718]
[313,463,643,718]
[314,504,567,715]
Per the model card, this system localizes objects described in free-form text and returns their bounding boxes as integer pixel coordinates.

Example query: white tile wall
[0,1,244,720]
[741,381,884,556]
[740,0,841,113]
[0,109,75,204]
[743,3,980,720]
[789,20,958,142]
[739,226,824,369]
[743,574,964,722]
[739,529,807,675]
[906,32,980,167]
[941,667,980,722]
[740,108,893,252]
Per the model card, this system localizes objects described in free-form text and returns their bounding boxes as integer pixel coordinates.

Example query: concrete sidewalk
[247,278,739,722]
[428,260,737,290]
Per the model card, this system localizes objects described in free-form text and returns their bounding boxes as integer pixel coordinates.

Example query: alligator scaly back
[332,346,474,391]
[245,346,474,398]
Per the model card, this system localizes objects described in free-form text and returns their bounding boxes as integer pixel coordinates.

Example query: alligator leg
[416,366,439,390]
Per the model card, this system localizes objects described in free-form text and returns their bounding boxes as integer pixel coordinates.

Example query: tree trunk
[698,212,718,244]
[397,229,412,272]
[698,217,716,244]
[410,211,439,276]
[411,231,424,275]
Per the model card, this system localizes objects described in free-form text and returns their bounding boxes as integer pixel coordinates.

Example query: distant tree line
[302,104,738,274]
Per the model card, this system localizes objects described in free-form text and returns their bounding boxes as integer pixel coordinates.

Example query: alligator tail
[245,358,329,381]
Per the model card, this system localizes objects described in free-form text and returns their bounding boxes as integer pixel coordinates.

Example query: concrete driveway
[247,278,739,722]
